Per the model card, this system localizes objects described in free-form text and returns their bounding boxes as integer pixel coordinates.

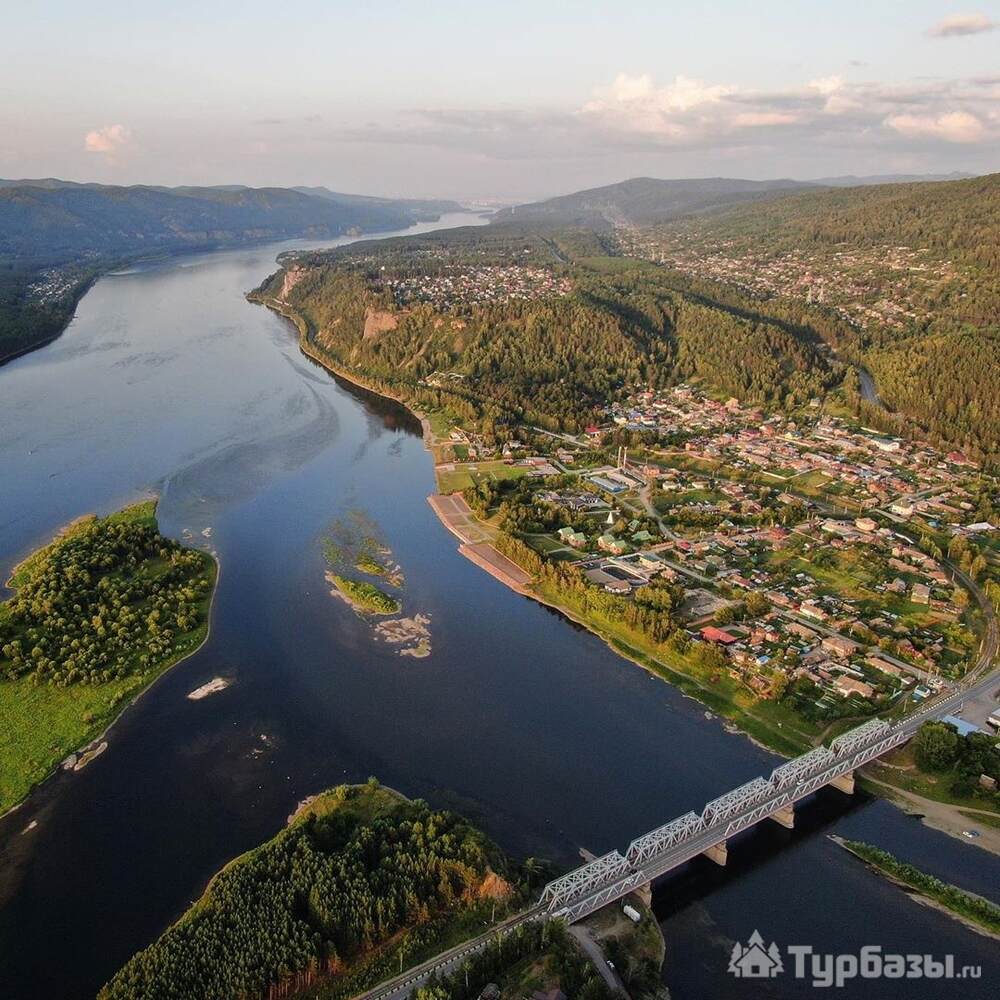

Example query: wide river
[0,216,997,999]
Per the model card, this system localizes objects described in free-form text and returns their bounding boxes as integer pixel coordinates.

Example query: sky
[1,1,998,201]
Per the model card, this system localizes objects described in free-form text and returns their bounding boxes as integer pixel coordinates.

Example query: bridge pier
[829,770,855,795]
[703,840,728,866]
[768,803,795,829]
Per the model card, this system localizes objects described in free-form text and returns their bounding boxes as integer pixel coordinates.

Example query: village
[379,263,573,309]
[612,224,958,332]
[433,384,998,727]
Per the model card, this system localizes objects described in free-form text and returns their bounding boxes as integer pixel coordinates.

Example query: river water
[0,216,997,999]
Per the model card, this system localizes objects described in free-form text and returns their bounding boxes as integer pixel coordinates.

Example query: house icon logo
[728,930,784,979]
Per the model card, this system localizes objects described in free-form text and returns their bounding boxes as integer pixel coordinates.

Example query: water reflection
[0,217,997,1000]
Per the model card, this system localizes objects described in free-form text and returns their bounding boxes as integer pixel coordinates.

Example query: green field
[0,501,216,814]
[436,460,533,494]
[524,534,570,555]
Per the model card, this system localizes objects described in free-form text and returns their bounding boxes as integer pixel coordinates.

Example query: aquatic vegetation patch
[320,510,432,656]
[322,509,405,587]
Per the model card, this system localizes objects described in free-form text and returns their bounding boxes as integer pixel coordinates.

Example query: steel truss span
[354,684,993,1000]
[537,700,965,923]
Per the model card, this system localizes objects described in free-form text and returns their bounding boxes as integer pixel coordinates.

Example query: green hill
[494,176,816,226]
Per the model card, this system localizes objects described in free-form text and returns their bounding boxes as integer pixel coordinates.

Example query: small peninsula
[837,838,1000,939]
[0,500,216,813]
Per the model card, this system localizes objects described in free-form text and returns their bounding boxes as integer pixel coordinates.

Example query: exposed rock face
[474,870,514,900]
[279,266,308,302]
[363,307,399,340]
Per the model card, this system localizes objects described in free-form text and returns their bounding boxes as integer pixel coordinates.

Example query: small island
[326,573,401,615]
[0,500,216,814]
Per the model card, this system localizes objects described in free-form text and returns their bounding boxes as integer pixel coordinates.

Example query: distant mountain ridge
[498,173,983,227]
[291,186,463,221]
[0,182,458,266]
[809,171,974,187]
[494,176,819,226]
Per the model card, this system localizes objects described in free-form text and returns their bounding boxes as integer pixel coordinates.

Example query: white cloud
[927,12,995,37]
[576,72,997,148]
[808,75,844,96]
[581,74,732,138]
[84,124,131,154]
[328,69,997,169]
[885,110,986,142]
[732,111,800,127]
[807,76,863,115]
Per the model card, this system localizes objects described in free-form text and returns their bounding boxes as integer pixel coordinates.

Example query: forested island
[99,781,530,1000]
[99,781,642,1000]
[327,575,401,615]
[0,501,216,813]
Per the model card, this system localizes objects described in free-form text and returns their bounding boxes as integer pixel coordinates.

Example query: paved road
[569,925,631,997]
[950,677,1000,729]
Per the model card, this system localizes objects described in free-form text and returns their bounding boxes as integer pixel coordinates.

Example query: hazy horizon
[3,0,998,201]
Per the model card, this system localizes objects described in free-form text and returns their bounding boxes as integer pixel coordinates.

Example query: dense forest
[0,260,99,360]
[99,783,522,1000]
[0,503,213,687]
[672,173,999,272]
[254,173,998,462]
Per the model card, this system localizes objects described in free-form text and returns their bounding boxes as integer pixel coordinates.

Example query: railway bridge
[540,679,992,922]
[358,675,998,1000]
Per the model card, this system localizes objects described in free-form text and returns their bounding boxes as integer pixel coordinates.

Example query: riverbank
[0,501,218,817]
[857,773,1000,856]
[1,212,468,370]
[251,292,443,452]
[256,295,1000,850]
[254,297,812,759]
[834,837,1000,940]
